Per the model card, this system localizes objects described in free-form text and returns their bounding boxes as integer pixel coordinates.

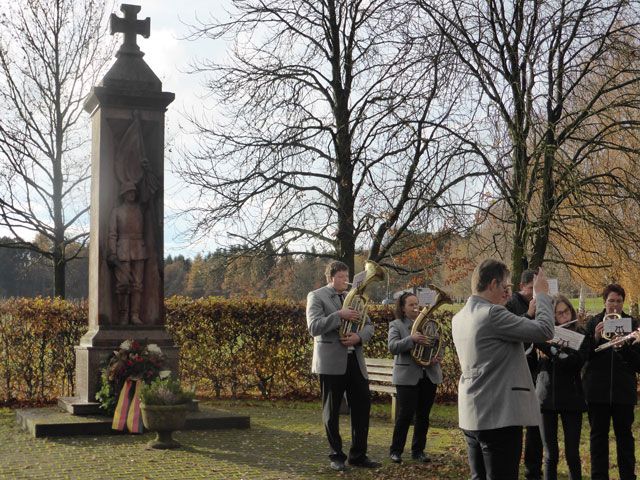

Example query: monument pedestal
[59,325,179,415]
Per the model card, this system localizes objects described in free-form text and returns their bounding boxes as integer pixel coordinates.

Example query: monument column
[60,4,177,414]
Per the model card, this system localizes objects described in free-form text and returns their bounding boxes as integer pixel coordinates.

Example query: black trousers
[389,375,437,456]
[588,402,636,480]
[524,425,543,479]
[540,411,582,480]
[319,353,371,463]
[463,425,523,480]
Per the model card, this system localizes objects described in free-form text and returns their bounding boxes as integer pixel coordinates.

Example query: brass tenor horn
[340,260,387,337]
[410,284,453,367]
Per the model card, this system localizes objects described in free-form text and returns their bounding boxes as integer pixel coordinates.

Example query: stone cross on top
[110,4,150,55]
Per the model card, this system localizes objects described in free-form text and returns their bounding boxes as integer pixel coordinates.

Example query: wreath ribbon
[112,378,143,433]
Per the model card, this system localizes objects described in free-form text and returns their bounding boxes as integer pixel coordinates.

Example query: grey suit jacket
[452,293,554,431]
[388,318,443,386]
[306,285,374,378]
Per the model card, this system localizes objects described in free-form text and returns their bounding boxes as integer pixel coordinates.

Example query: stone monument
[59,3,177,414]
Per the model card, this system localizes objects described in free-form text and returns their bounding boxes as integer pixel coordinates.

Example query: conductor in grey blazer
[452,259,554,480]
[306,260,380,471]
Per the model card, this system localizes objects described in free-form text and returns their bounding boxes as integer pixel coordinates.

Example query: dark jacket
[582,310,640,405]
[535,325,588,412]
[505,291,537,378]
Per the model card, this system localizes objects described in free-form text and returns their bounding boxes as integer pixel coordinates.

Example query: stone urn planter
[139,376,195,450]
[140,402,189,449]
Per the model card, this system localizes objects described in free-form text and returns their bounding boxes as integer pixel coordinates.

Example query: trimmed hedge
[0,296,461,404]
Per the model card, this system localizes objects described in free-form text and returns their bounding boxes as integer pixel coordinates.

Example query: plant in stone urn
[139,376,195,449]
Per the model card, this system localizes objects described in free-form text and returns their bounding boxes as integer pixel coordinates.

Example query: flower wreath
[96,339,169,416]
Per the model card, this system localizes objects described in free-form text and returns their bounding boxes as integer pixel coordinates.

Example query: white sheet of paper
[548,278,559,296]
[417,287,437,306]
[352,270,366,290]
[603,317,632,336]
[550,326,585,351]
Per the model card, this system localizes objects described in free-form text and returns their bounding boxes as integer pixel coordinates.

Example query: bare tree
[0,0,113,297]
[418,0,640,283]
[178,0,483,274]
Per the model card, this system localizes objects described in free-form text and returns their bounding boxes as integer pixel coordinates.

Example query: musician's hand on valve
[341,332,361,347]
[339,307,360,321]
[594,321,604,342]
[410,333,428,345]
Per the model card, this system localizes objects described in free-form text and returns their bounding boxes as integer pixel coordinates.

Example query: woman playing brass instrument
[387,292,442,464]
[534,294,587,480]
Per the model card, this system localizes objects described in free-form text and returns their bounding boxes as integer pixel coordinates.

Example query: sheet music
[550,326,584,351]
[603,317,632,337]
[351,270,366,290]
[416,287,437,307]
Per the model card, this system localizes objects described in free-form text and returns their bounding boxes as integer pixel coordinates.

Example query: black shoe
[412,452,431,463]
[330,460,346,471]
[350,457,381,468]
[390,452,402,463]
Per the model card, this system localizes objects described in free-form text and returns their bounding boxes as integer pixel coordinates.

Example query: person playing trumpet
[534,295,588,480]
[582,284,640,480]
[387,292,442,464]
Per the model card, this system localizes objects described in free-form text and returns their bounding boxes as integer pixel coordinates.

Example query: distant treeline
[0,239,329,301]
[0,236,583,302]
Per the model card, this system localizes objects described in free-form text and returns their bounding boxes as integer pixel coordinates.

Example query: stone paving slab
[16,406,250,438]
[3,400,466,479]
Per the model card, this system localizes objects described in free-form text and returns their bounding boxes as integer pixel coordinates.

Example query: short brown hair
[520,269,536,285]
[325,260,348,283]
[472,259,509,294]
[603,283,625,301]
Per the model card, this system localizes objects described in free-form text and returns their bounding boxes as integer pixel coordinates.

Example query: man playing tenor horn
[306,260,380,472]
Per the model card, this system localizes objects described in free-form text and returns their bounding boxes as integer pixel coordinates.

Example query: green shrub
[0,295,518,404]
[140,376,194,405]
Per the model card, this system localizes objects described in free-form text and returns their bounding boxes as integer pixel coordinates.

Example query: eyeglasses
[555,307,571,316]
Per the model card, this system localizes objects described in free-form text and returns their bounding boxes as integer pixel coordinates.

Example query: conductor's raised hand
[533,267,549,296]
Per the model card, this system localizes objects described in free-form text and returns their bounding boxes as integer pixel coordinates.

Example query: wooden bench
[365,357,397,420]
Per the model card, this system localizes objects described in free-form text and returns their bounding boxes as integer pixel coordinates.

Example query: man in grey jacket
[452,259,554,480]
[306,260,380,471]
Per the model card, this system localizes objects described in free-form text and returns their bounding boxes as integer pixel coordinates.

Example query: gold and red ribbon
[112,378,143,433]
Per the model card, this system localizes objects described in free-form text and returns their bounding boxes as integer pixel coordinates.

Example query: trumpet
[601,312,623,341]
[595,327,640,352]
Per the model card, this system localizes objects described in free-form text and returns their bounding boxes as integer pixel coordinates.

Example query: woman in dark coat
[535,294,587,480]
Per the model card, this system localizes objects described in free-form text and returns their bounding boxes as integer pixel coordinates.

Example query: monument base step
[58,397,201,415]
[16,405,250,438]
